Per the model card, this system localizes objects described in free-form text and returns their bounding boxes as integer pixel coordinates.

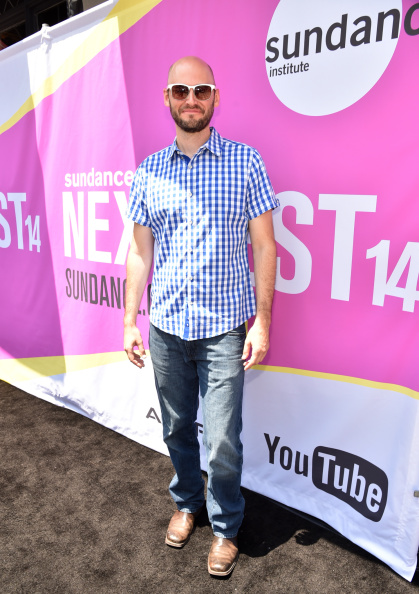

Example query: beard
[169,99,214,133]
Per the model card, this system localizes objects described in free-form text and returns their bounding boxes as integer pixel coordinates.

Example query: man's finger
[243,352,257,370]
[131,351,146,368]
[134,338,146,357]
[125,344,146,367]
[241,339,251,361]
[243,346,267,370]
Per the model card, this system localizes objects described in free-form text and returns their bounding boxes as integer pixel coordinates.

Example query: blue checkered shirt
[127,128,279,340]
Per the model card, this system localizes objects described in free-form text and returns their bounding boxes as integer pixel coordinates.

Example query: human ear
[163,88,170,107]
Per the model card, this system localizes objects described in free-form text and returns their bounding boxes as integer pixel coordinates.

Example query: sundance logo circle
[265,0,418,116]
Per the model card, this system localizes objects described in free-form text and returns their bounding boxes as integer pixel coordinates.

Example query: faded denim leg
[149,323,205,514]
[196,325,246,538]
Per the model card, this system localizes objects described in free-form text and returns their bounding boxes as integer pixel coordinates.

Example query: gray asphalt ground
[1,379,418,593]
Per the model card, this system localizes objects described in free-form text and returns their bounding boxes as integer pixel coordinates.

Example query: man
[124,56,278,576]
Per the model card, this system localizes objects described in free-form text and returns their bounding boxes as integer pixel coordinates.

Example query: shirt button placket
[187,168,193,337]
[188,160,195,337]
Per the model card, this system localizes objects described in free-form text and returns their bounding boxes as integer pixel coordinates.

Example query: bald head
[164,56,219,136]
[168,56,215,86]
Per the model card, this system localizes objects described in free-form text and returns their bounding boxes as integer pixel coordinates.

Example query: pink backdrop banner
[1,0,418,392]
[1,0,419,580]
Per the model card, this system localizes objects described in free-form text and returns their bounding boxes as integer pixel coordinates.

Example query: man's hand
[242,316,270,371]
[124,324,147,369]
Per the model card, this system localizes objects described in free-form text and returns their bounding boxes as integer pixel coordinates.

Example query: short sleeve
[246,150,279,220]
[126,164,152,227]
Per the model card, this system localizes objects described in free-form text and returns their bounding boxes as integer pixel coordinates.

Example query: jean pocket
[227,323,246,336]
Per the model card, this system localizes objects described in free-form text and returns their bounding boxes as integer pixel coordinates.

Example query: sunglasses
[167,84,216,101]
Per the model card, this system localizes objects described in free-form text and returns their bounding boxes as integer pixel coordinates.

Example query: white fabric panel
[240,369,419,580]
[0,0,115,128]
[16,361,419,579]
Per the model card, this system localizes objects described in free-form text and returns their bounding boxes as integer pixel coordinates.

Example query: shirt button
[188,164,192,169]
[188,191,192,197]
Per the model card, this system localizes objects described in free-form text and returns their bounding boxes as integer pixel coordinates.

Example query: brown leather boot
[165,508,203,548]
[208,536,239,576]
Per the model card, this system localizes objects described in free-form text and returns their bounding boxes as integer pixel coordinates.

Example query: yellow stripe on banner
[0,0,163,136]
[1,354,417,401]
[0,351,149,383]
[252,364,419,401]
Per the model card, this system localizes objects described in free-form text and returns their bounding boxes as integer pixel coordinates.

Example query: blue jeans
[149,322,246,538]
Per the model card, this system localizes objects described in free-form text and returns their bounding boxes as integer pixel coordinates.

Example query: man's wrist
[255,310,272,326]
[124,313,138,328]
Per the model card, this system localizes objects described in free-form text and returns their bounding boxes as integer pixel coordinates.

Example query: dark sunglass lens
[194,85,212,100]
[172,85,189,100]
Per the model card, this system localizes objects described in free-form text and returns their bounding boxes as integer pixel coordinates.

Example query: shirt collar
[166,127,222,161]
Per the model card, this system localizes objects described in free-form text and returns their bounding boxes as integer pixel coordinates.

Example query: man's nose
[185,88,197,102]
